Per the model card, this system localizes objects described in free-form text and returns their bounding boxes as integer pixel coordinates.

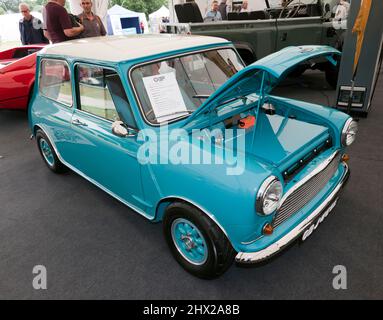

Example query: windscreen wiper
[159,110,194,120]
[193,95,210,99]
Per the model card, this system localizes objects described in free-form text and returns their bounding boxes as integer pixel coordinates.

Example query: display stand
[336,0,383,115]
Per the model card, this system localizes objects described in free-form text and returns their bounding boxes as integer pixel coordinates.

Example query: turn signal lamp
[342,154,350,162]
[263,223,274,235]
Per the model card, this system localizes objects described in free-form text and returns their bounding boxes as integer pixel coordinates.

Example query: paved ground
[0,70,382,299]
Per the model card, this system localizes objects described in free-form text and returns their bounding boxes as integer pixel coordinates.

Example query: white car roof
[40,34,231,63]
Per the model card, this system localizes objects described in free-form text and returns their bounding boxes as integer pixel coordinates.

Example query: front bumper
[235,162,350,264]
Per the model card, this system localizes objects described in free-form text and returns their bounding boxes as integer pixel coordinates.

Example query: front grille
[273,152,340,228]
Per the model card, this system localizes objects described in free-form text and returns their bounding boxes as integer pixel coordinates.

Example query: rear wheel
[36,129,66,173]
[163,202,235,279]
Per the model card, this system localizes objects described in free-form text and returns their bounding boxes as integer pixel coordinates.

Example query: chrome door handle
[72,118,88,126]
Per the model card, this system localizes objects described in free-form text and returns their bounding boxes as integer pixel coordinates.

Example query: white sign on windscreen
[142,72,188,122]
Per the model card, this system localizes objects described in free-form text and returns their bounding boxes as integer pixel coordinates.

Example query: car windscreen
[130,48,245,125]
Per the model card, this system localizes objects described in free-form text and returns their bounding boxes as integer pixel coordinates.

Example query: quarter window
[39,59,72,106]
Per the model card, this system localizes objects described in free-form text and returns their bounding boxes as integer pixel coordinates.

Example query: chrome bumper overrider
[235,163,350,264]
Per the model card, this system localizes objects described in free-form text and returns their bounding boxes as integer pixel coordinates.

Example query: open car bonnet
[183,45,341,126]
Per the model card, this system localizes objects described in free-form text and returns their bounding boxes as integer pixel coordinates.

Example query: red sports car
[0,45,46,110]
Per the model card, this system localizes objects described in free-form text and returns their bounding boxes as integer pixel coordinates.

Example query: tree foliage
[0,0,48,14]
[0,0,168,15]
[111,0,168,16]
[0,0,21,13]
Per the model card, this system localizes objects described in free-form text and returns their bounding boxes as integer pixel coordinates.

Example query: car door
[36,58,75,157]
[65,63,146,212]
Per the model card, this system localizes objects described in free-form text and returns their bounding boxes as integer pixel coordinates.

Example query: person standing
[240,1,251,13]
[77,0,106,38]
[43,0,84,43]
[334,0,350,21]
[218,0,231,20]
[204,1,222,22]
[19,3,48,45]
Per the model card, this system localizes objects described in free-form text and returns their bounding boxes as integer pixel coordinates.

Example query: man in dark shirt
[218,0,229,20]
[43,0,84,43]
[78,0,106,38]
[19,3,49,45]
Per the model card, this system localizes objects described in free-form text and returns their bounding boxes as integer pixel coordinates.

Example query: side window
[76,64,136,128]
[39,59,72,106]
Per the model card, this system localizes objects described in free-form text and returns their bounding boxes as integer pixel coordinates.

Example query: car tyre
[163,202,235,279]
[36,129,66,173]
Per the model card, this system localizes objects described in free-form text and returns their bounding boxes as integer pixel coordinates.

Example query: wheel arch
[33,124,43,136]
[234,42,257,66]
[32,125,60,160]
[155,196,233,248]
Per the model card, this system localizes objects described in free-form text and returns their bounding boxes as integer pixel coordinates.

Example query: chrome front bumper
[235,163,350,264]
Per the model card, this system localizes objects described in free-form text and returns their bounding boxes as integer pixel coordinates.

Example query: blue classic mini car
[29,35,357,279]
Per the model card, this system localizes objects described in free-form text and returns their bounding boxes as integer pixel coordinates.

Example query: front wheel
[163,202,235,279]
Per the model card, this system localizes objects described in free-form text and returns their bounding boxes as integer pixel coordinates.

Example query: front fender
[146,153,277,252]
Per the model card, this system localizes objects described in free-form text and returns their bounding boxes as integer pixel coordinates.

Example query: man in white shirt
[240,1,250,13]
[333,0,350,21]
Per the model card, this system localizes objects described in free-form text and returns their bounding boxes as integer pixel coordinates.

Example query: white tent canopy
[149,5,170,20]
[0,12,43,42]
[149,5,170,33]
[107,4,149,34]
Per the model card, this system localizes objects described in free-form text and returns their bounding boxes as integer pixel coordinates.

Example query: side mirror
[112,121,137,138]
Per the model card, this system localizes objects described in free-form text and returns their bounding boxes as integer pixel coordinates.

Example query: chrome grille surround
[273,151,341,228]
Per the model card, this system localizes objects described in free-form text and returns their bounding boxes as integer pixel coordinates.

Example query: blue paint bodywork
[29,42,351,254]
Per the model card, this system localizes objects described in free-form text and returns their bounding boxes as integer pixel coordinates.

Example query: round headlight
[341,118,358,146]
[256,176,283,216]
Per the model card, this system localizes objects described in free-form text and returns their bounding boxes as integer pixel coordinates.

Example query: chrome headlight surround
[341,118,358,146]
[256,176,283,216]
